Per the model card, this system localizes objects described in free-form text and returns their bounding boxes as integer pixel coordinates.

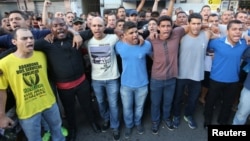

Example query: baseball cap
[36,16,42,21]
[72,17,84,24]
[129,10,138,16]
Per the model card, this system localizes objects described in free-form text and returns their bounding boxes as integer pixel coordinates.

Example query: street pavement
[72,95,243,141]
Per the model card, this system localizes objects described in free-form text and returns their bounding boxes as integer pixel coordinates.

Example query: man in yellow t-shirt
[0,28,65,141]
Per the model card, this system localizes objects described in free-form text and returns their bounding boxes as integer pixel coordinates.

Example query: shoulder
[144,40,151,46]
[116,40,124,45]
[209,37,221,42]
[240,39,248,47]
[172,27,185,37]
[86,37,95,44]
[0,53,13,65]
[209,37,224,45]
[173,26,185,33]
[35,38,50,46]
[240,38,247,43]
[142,40,152,49]
[34,51,46,56]
[0,34,11,40]
[31,29,50,34]
[106,34,119,41]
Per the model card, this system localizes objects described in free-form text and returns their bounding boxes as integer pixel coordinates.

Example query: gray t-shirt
[178,31,209,81]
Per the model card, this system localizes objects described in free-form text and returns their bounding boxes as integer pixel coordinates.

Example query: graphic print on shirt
[89,44,111,72]
[16,62,46,102]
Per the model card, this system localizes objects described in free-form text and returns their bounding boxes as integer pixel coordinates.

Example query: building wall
[0,3,18,18]
[2,0,233,20]
[100,0,207,14]
[33,0,84,16]
[34,1,65,15]
[82,0,100,15]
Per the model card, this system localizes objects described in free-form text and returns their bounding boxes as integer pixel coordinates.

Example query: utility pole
[24,0,28,11]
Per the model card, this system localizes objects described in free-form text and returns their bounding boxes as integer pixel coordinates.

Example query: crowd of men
[0,0,250,141]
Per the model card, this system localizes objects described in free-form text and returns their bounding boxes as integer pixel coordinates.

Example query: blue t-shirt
[115,40,152,88]
[208,37,248,82]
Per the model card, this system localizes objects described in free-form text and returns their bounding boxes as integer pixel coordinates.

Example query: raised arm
[152,0,160,12]
[167,0,175,17]
[136,0,146,12]
[42,0,51,28]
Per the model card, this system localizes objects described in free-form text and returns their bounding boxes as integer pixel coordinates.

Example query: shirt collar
[225,37,241,48]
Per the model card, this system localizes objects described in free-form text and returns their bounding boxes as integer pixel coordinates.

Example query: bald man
[85,17,121,141]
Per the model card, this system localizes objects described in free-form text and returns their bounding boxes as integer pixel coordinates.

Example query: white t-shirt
[85,34,120,80]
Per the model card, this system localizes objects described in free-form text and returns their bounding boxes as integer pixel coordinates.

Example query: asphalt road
[71,95,240,141]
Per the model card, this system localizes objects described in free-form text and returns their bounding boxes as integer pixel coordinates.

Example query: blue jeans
[150,78,176,124]
[120,85,148,128]
[173,79,201,117]
[233,87,250,125]
[92,79,120,129]
[19,103,65,141]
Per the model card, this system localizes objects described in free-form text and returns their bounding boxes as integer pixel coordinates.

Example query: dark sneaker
[124,128,132,139]
[184,116,197,129]
[101,121,110,132]
[164,119,174,131]
[151,122,159,135]
[91,122,101,133]
[66,129,76,141]
[136,124,144,135]
[173,116,180,129]
[113,130,120,141]
[203,122,209,129]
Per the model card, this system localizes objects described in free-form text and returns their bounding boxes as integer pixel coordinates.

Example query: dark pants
[204,79,238,124]
[173,79,201,117]
[58,79,95,130]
